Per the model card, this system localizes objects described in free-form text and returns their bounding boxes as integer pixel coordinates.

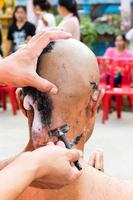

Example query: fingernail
[50,87,58,94]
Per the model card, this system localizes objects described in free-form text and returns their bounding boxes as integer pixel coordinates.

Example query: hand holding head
[0,28,71,94]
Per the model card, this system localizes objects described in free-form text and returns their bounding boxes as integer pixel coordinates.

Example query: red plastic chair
[0,89,2,106]
[0,86,18,115]
[97,56,113,90]
[102,58,133,123]
[97,56,114,121]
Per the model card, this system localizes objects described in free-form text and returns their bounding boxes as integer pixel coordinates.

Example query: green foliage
[93,22,120,35]
[80,15,121,48]
[56,15,62,26]
[80,15,98,48]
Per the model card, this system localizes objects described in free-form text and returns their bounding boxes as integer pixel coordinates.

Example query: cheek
[15,13,18,19]
[115,41,118,46]
[21,13,26,18]
[121,42,125,46]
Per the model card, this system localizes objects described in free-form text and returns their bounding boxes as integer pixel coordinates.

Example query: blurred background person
[104,34,133,58]
[104,34,133,87]
[7,5,36,55]
[27,0,37,26]
[58,0,80,40]
[33,0,56,33]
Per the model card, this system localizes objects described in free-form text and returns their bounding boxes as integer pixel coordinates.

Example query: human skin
[3,39,133,200]
[15,39,133,200]
[0,143,81,200]
[16,39,103,199]
[33,5,48,26]
[0,29,71,93]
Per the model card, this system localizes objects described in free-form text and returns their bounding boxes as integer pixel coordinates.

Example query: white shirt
[36,12,56,33]
[126,28,133,52]
[59,14,80,41]
[27,0,37,25]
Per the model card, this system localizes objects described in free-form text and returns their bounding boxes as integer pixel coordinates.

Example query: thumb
[67,150,82,162]
[88,151,96,167]
[68,165,82,182]
[31,73,58,94]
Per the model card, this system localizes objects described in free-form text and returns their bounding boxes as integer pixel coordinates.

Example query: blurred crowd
[1,0,133,60]
[0,0,80,58]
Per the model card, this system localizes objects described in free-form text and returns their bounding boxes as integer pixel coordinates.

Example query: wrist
[17,152,48,180]
[14,152,38,182]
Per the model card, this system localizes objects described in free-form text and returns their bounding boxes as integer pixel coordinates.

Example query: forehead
[116,36,123,41]
[16,8,25,12]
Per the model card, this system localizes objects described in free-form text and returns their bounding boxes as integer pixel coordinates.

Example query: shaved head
[22,39,99,150]
[38,39,99,94]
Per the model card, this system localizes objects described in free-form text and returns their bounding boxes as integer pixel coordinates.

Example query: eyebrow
[89,81,98,91]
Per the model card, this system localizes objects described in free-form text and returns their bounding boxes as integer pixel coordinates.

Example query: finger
[28,28,64,45]
[44,27,65,32]
[67,149,81,162]
[34,31,72,56]
[42,30,72,43]
[94,150,104,172]
[30,74,58,94]
[56,141,66,148]
[69,165,82,181]
[88,151,96,167]
[27,31,45,44]
[28,31,71,57]
[46,142,55,146]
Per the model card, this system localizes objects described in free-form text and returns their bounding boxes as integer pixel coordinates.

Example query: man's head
[17,39,101,151]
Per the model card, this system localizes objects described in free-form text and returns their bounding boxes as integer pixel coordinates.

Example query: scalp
[38,39,99,100]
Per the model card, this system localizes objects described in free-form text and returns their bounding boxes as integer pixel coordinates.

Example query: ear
[86,89,105,117]
[16,88,28,117]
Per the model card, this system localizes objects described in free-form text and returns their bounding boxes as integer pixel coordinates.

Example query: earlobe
[16,88,28,117]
